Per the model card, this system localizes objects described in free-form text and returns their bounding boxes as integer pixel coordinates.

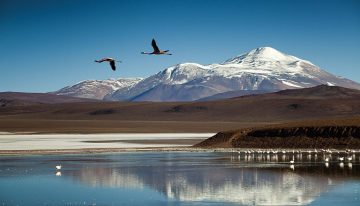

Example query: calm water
[0,152,359,206]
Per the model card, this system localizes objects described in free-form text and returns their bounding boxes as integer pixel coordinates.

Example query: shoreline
[0,133,214,153]
[1,147,359,155]
[0,132,215,136]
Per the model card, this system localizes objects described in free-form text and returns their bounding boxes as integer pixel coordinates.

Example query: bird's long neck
[163,50,172,55]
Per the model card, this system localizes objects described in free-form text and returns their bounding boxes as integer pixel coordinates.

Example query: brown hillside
[1,85,359,133]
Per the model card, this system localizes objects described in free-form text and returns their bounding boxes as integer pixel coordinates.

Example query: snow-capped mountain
[104,47,360,101]
[53,78,142,100]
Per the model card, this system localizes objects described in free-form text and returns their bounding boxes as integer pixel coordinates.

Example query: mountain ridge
[55,47,360,102]
[53,78,143,100]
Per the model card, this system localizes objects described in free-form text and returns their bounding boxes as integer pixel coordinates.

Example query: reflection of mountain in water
[66,163,347,205]
[71,168,145,189]
[159,168,323,205]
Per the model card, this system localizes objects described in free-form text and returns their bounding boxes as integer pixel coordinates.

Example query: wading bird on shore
[141,39,172,55]
[55,165,62,170]
[95,58,122,71]
[290,157,295,164]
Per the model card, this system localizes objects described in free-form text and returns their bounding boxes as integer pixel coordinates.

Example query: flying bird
[95,58,121,71]
[141,39,172,55]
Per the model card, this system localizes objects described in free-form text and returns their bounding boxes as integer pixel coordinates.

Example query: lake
[0,152,359,206]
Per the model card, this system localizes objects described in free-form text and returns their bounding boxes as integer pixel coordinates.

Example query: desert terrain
[1,85,359,135]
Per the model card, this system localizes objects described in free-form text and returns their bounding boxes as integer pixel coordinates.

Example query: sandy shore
[0,133,214,154]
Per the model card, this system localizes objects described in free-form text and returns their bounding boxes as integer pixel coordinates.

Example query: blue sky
[0,0,359,92]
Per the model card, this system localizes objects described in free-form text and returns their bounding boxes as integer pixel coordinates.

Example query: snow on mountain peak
[249,47,289,60]
[54,77,143,100]
[223,47,301,64]
[158,63,209,84]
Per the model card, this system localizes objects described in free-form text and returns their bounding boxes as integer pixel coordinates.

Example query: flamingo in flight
[95,58,121,71]
[141,39,172,55]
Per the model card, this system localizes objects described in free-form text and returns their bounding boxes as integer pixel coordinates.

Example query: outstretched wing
[151,38,160,53]
[109,60,116,71]
[95,59,105,63]
[95,58,111,63]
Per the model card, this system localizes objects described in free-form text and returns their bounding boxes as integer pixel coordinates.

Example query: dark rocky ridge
[248,126,360,138]
[195,126,360,149]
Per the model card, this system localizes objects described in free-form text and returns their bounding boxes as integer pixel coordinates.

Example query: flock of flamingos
[231,148,356,166]
[55,148,357,172]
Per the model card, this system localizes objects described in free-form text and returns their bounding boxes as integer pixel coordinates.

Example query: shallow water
[0,152,359,206]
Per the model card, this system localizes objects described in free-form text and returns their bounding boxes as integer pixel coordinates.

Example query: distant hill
[0,92,97,107]
[1,85,360,133]
[196,90,271,101]
[1,85,360,121]
[275,84,360,98]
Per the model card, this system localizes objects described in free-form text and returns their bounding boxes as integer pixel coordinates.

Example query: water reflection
[65,152,360,205]
[67,166,329,205]
[0,152,359,206]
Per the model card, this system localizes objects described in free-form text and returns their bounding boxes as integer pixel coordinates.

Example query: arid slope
[1,85,359,133]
